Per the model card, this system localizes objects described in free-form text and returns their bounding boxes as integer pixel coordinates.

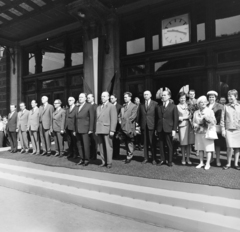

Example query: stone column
[9,46,22,105]
[102,16,120,99]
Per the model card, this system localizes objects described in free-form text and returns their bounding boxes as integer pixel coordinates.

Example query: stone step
[0,159,239,232]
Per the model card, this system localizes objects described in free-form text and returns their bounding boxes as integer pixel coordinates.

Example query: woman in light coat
[193,96,216,170]
[221,89,240,170]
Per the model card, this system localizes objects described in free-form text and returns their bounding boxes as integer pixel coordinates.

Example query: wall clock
[162,14,190,47]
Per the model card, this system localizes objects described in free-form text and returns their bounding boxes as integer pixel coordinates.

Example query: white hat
[207,90,218,97]
[197,95,208,105]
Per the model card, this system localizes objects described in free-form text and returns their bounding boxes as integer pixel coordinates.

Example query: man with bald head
[95,91,117,168]
[156,90,178,167]
[74,93,94,166]
[39,96,54,156]
[65,96,78,158]
[137,90,158,164]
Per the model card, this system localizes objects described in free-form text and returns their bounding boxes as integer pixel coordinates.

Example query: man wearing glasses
[65,96,78,158]
[52,99,66,157]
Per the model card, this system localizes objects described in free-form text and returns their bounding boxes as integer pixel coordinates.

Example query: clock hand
[167,29,187,35]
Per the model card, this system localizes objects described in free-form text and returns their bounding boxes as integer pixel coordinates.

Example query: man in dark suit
[110,94,122,158]
[156,90,178,167]
[119,92,137,163]
[6,105,18,153]
[39,96,54,156]
[95,92,117,168]
[87,93,98,160]
[74,93,94,166]
[65,97,78,158]
[137,90,158,165]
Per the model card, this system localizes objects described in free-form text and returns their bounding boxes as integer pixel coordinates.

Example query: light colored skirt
[195,133,215,152]
[179,122,195,146]
[226,129,240,148]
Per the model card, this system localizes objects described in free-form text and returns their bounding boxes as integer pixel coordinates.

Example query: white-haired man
[39,96,54,156]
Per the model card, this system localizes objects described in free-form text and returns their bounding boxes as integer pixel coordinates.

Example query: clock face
[162,14,190,47]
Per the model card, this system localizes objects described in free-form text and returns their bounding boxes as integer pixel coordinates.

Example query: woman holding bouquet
[177,92,194,165]
[221,89,240,170]
[193,96,217,170]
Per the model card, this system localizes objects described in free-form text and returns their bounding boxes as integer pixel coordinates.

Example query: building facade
[0,0,239,113]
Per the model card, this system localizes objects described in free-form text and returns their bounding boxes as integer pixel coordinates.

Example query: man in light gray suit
[39,96,54,156]
[95,92,117,168]
[17,102,29,153]
[27,100,40,155]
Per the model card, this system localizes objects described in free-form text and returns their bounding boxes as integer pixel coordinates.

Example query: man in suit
[110,94,122,158]
[119,92,137,163]
[137,91,158,164]
[95,91,117,168]
[74,93,94,166]
[156,90,178,167]
[6,105,18,153]
[39,96,54,156]
[17,102,29,153]
[27,100,40,155]
[134,97,142,151]
[65,96,78,158]
[52,99,66,157]
[87,93,98,160]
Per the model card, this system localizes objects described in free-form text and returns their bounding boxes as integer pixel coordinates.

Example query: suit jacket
[137,100,158,130]
[6,111,18,132]
[17,110,29,132]
[52,108,66,132]
[65,105,78,131]
[75,103,94,134]
[156,102,178,133]
[115,103,122,115]
[28,107,40,131]
[39,103,54,130]
[119,102,137,137]
[208,102,223,125]
[95,101,117,134]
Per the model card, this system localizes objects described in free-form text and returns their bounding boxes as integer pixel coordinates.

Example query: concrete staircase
[0,158,239,232]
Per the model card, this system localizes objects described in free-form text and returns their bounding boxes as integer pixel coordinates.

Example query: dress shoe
[186,160,192,165]
[234,166,240,170]
[196,163,204,169]
[12,150,17,153]
[54,152,60,157]
[35,153,40,156]
[216,162,222,167]
[125,159,131,164]
[107,164,112,169]
[223,165,231,170]
[41,152,47,156]
[30,152,36,155]
[168,163,173,167]
[25,149,29,153]
[157,161,166,166]
[47,152,51,156]
[141,159,148,164]
[204,164,211,170]
[84,161,90,166]
[181,161,186,165]
[59,153,64,158]
[8,149,12,152]
[20,149,25,154]
[76,160,85,165]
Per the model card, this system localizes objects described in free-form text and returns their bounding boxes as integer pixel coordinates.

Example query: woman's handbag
[205,127,218,140]
[215,125,221,134]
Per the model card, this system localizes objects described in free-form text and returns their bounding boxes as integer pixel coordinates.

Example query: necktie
[145,100,148,111]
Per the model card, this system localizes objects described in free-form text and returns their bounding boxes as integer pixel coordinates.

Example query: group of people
[4,88,240,170]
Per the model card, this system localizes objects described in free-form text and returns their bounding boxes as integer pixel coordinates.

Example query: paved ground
[0,143,239,189]
[0,186,180,232]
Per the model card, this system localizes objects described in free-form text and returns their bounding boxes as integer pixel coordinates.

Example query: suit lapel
[42,104,48,115]
[98,102,108,118]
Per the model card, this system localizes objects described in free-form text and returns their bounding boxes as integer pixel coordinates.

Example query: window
[71,34,83,66]
[219,73,240,98]
[123,19,146,55]
[42,78,65,89]
[42,40,65,72]
[154,56,205,73]
[29,53,35,75]
[215,0,240,38]
[127,64,145,76]
[218,50,240,64]
[196,1,206,42]
[152,35,159,50]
